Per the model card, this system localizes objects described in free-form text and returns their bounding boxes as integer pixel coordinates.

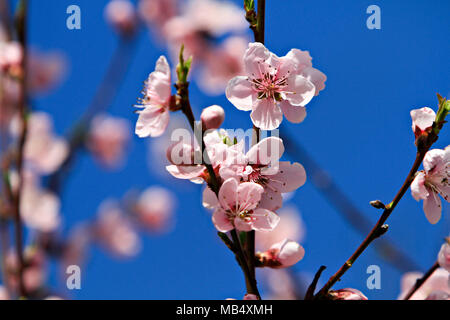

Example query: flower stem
[403,261,440,300]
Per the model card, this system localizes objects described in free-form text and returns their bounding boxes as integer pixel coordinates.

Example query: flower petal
[243,42,271,77]
[279,100,307,124]
[135,105,169,138]
[218,178,239,211]
[284,74,315,107]
[411,172,429,200]
[212,209,234,232]
[258,188,283,212]
[268,161,307,193]
[252,208,280,231]
[226,76,256,111]
[250,99,283,130]
[423,193,442,224]
[203,187,218,209]
[247,137,285,166]
[237,182,264,212]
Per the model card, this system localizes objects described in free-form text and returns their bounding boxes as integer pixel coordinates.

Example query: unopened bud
[328,288,368,300]
[256,239,305,269]
[166,141,195,165]
[201,105,225,130]
[370,200,385,209]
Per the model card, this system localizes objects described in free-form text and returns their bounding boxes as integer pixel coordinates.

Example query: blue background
[13,0,450,299]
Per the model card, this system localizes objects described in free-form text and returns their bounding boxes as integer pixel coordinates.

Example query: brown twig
[281,129,420,272]
[315,128,439,298]
[403,261,440,300]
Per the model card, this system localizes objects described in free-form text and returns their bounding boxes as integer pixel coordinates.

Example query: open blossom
[133,187,175,232]
[257,239,305,268]
[210,178,280,232]
[438,239,450,272]
[226,42,319,130]
[399,268,450,300]
[95,201,141,258]
[411,146,449,224]
[328,288,368,300]
[218,136,307,212]
[88,114,131,168]
[135,56,172,138]
[411,107,435,138]
[105,0,137,35]
[13,112,68,174]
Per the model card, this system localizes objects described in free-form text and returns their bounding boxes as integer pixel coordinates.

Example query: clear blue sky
[21,0,450,299]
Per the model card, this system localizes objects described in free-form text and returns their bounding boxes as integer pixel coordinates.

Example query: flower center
[249,69,289,101]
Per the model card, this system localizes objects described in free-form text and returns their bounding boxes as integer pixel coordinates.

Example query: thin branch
[403,261,440,300]
[281,129,420,272]
[47,35,139,194]
[315,129,439,298]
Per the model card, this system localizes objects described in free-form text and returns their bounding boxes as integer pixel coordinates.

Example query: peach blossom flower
[399,268,450,300]
[410,107,435,138]
[226,42,316,130]
[105,0,137,35]
[88,114,131,168]
[211,178,280,232]
[0,41,22,72]
[135,56,172,138]
[133,187,175,232]
[95,201,141,258]
[411,146,449,224]
[138,0,177,27]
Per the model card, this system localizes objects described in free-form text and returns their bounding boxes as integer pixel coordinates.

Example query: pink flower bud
[166,141,196,165]
[243,294,259,300]
[105,0,137,36]
[438,241,450,272]
[258,239,305,268]
[328,288,368,300]
[410,107,435,138]
[201,105,225,129]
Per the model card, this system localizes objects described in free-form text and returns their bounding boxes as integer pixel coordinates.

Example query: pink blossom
[28,50,67,94]
[211,178,280,232]
[410,107,435,138]
[0,41,22,71]
[219,136,307,212]
[243,294,259,300]
[105,0,137,35]
[201,105,225,129]
[138,0,177,27]
[95,201,141,258]
[328,288,368,300]
[16,112,68,174]
[257,239,305,268]
[411,147,449,224]
[438,240,450,272]
[0,286,8,300]
[226,42,317,130]
[134,187,175,232]
[88,114,131,168]
[399,268,450,300]
[135,56,172,138]
[198,36,247,95]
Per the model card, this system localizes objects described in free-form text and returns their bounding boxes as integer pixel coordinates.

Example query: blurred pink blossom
[0,41,22,72]
[138,0,177,27]
[0,286,8,300]
[226,42,317,130]
[135,56,172,138]
[28,50,67,94]
[411,146,449,224]
[133,187,175,232]
[105,0,137,35]
[88,114,131,168]
[399,268,450,300]
[95,201,141,258]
